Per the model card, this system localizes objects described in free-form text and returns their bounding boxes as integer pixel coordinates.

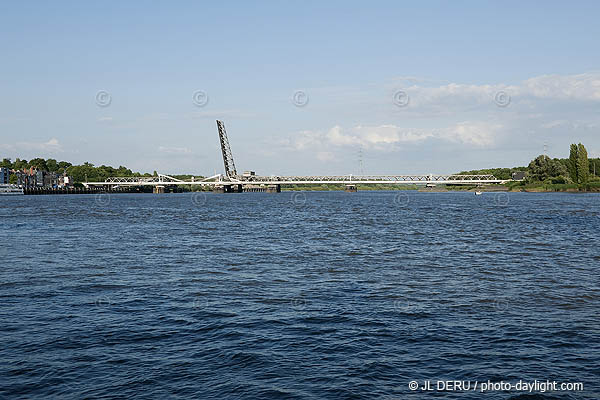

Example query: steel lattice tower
[216,120,238,178]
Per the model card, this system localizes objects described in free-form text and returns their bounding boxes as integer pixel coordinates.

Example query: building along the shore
[0,167,9,184]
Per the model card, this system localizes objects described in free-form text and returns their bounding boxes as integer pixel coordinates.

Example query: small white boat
[0,184,24,195]
[475,191,483,195]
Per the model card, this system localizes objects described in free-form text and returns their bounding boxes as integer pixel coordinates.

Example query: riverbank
[504,181,600,193]
[278,183,600,193]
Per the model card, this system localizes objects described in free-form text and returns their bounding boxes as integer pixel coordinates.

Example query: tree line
[4,145,599,187]
[527,143,598,184]
[462,143,599,186]
[0,157,154,183]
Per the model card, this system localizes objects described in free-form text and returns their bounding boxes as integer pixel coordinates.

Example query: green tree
[457,167,527,180]
[5,158,146,184]
[29,158,48,171]
[577,143,589,184]
[9,174,18,184]
[13,158,28,170]
[66,163,98,182]
[568,144,579,183]
[46,159,59,172]
[527,155,567,182]
[117,166,133,176]
[58,161,72,170]
[1,158,12,169]
[589,158,600,178]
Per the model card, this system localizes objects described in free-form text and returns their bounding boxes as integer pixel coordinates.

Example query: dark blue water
[1,191,599,399]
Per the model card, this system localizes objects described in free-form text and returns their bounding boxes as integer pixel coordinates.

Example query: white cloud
[442,122,501,147]
[540,120,568,129]
[352,125,434,146]
[158,146,192,154]
[540,119,599,130]
[521,73,600,101]
[285,122,501,153]
[391,72,600,112]
[43,138,62,151]
[316,151,335,161]
[405,83,510,107]
[0,138,63,154]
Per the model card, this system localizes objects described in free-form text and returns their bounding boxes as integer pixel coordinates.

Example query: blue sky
[1,1,600,175]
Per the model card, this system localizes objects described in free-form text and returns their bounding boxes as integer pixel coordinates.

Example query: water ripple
[0,192,598,399]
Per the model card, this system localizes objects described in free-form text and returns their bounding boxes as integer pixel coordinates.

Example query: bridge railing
[85,174,503,186]
[240,174,498,182]
[104,174,186,184]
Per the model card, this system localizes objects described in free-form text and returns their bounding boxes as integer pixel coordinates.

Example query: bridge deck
[84,174,508,187]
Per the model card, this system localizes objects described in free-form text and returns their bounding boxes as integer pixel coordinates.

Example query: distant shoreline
[277,185,600,193]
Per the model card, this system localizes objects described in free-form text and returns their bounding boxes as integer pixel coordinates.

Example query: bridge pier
[212,184,243,193]
[153,185,165,194]
[266,184,281,193]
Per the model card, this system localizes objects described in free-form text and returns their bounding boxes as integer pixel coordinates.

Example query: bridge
[84,121,508,192]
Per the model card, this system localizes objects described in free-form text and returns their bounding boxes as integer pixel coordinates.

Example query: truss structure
[84,174,505,187]
[216,120,238,178]
[238,174,498,183]
[104,174,186,184]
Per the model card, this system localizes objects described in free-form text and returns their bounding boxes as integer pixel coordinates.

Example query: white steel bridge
[83,173,507,188]
[83,120,509,190]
